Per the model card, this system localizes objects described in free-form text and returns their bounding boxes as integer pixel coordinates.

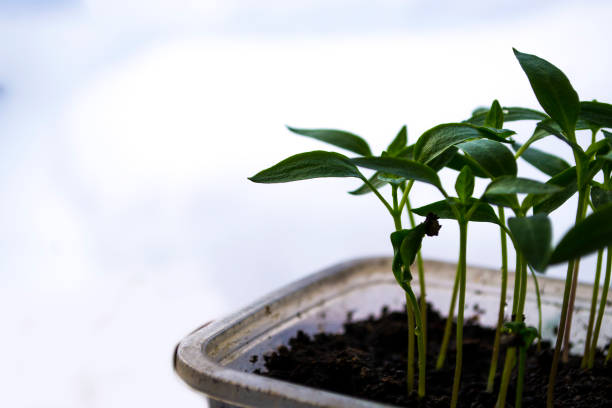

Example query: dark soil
[252,304,612,407]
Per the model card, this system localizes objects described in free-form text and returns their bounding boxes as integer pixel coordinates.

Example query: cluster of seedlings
[249,49,612,408]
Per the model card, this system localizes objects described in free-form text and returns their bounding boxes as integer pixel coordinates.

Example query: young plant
[247,47,612,408]
[510,49,612,407]
[503,322,538,408]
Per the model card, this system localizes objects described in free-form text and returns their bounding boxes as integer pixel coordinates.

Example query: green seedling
[502,322,538,408]
[249,48,612,408]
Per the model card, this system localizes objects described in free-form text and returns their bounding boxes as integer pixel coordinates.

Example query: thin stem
[363,177,394,216]
[406,195,427,352]
[582,248,603,368]
[406,292,415,394]
[496,349,516,408]
[487,207,509,393]
[436,264,460,370]
[512,253,523,318]
[496,254,523,408]
[588,246,611,368]
[515,347,527,408]
[562,188,590,361]
[547,188,588,408]
[517,258,528,322]
[397,180,415,214]
[529,267,543,352]
[450,221,468,408]
[405,286,426,398]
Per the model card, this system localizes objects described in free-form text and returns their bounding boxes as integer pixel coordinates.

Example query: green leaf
[484,100,504,129]
[387,125,408,156]
[549,203,612,265]
[536,120,573,146]
[286,126,372,156]
[377,172,405,186]
[482,192,520,210]
[513,49,580,137]
[527,167,578,214]
[351,157,443,191]
[249,150,363,183]
[465,106,548,126]
[348,142,416,194]
[484,176,562,196]
[390,225,426,286]
[445,152,489,178]
[579,101,612,130]
[427,146,460,172]
[413,123,513,165]
[508,214,552,272]
[501,107,549,123]
[512,141,570,177]
[591,186,612,209]
[458,139,517,178]
[348,172,386,195]
[455,166,474,202]
[412,198,500,225]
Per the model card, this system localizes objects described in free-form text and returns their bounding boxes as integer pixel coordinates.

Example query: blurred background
[2,0,612,406]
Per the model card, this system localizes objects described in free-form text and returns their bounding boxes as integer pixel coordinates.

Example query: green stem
[582,248,604,368]
[436,264,460,370]
[496,254,523,407]
[517,257,528,322]
[588,246,611,368]
[450,221,468,408]
[515,347,527,408]
[406,196,427,352]
[512,254,523,318]
[392,184,426,397]
[562,186,591,358]
[546,188,588,408]
[487,207,509,393]
[405,286,426,398]
[529,267,543,352]
[406,292,415,394]
[496,349,516,408]
[363,177,394,216]
[397,180,415,214]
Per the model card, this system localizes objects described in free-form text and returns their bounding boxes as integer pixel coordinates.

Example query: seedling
[249,48,612,407]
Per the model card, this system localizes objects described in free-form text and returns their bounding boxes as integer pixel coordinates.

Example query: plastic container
[174,257,612,407]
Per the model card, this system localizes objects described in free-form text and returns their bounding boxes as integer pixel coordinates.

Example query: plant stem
[496,349,516,408]
[392,184,425,398]
[517,257,528,322]
[406,196,427,352]
[496,254,523,408]
[515,346,527,408]
[487,207,509,393]
[588,246,611,368]
[436,264,460,370]
[450,221,468,408]
[582,248,604,368]
[512,253,523,318]
[529,266,543,352]
[563,185,592,357]
[562,253,582,362]
[546,188,588,408]
[364,177,395,216]
[406,292,415,394]
[405,286,426,398]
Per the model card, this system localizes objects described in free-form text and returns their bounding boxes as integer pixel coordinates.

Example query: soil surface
[252,304,612,407]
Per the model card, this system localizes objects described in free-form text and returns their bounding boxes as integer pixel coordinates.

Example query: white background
[1,1,612,407]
